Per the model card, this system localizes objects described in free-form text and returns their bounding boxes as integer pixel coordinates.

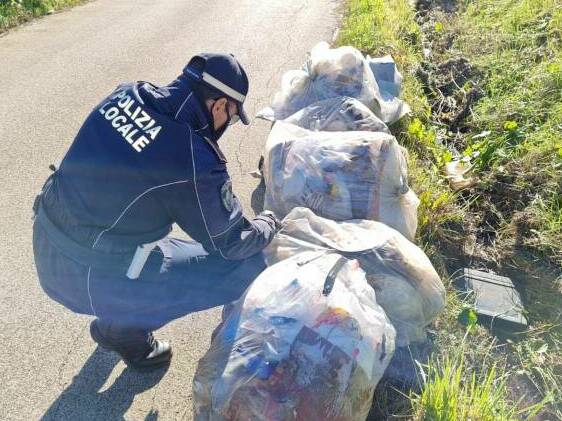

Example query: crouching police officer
[32,53,281,371]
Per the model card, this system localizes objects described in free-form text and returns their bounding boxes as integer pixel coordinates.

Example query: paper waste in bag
[263,121,419,240]
[193,251,396,421]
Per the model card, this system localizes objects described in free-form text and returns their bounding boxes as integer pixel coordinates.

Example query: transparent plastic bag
[257,42,380,121]
[265,208,446,347]
[193,252,396,421]
[257,43,411,125]
[263,121,419,240]
[284,97,390,133]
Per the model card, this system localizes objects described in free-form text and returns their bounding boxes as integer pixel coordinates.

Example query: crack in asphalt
[49,324,87,419]
[235,134,245,176]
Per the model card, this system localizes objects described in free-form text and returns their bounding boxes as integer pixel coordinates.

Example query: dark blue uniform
[33,76,274,330]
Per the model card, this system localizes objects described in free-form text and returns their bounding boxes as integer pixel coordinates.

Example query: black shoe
[126,332,172,371]
[90,320,172,372]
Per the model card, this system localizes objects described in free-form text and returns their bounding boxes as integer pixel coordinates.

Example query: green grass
[410,349,547,421]
[338,0,562,419]
[406,268,559,421]
[0,0,86,32]
[453,0,562,264]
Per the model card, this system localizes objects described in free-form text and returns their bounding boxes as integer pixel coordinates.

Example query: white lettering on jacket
[98,92,163,152]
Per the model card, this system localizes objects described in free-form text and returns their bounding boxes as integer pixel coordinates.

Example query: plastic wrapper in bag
[263,121,419,240]
[193,251,396,421]
[284,97,390,133]
[257,42,381,121]
[265,207,446,347]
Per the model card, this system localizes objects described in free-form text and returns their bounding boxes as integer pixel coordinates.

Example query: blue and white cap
[183,53,250,125]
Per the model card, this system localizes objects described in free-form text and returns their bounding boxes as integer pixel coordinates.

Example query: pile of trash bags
[284,97,390,133]
[193,43,445,421]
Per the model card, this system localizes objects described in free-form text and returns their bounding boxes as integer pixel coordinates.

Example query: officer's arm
[162,166,277,260]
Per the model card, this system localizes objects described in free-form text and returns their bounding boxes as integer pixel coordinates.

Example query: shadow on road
[41,346,168,421]
[250,178,265,215]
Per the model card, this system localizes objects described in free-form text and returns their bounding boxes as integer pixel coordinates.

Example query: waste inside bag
[284,97,390,133]
[263,121,419,240]
[265,207,446,347]
[365,55,411,124]
[257,42,381,121]
[193,252,396,421]
[257,42,410,125]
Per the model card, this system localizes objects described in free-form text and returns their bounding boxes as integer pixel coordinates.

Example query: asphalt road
[0,1,341,419]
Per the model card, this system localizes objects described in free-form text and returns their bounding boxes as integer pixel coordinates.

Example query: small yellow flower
[503,121,518,131]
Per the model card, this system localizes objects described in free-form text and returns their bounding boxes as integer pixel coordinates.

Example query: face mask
[208,101,229,142]
[211,120,229,141]
[209,100,240,141]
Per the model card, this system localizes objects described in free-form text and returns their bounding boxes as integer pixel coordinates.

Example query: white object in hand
[126,241,160,280]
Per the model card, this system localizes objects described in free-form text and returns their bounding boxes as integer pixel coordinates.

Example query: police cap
[183,53,250,125]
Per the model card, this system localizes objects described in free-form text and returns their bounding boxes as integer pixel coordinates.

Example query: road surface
[0,1,341,419]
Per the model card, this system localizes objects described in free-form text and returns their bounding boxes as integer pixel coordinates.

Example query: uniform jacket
[41,75,275,261]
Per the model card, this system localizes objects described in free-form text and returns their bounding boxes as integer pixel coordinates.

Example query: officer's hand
[258,210,283,233]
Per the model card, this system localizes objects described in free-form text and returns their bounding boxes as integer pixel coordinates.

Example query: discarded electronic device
[462,268,528,333]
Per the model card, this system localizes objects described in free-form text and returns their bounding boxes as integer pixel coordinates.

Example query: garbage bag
[366,55,411,124]
[193,252,396,421]
[257,42,381,121]
[263,121,419,240]
[257,42,410,125]
[284,97,390,133]
[265,207,446,347]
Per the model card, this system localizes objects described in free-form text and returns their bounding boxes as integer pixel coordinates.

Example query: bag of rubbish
[265,207,446,347]
[284,97,390,133]
[263,121,419,240]
[257,42,411,125]
[365,55,411,124]
[257,42,381,121]
[193,252,396,421]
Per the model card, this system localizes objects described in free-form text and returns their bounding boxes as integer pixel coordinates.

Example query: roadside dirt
[415,0,483,136]
[413,0,560,270]
[410,1,561,418]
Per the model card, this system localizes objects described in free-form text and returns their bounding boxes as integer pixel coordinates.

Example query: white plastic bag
[257,43,411,125]
[284,97,390,133]
[265,208,446,347]
[257,42,381,121]
[263,121,419,240]
[444,160,476,190]
[193,251,396,421]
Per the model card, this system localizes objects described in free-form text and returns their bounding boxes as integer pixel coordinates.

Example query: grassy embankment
[339,0,561,419]
[0,0,86,33]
